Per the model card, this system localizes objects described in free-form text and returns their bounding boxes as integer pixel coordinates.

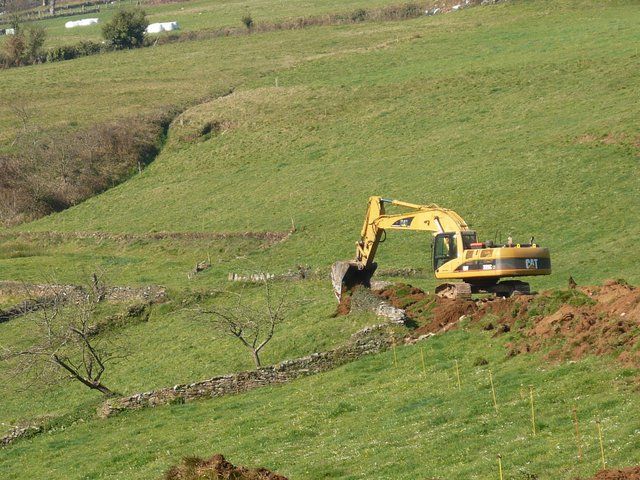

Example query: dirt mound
[334,293,352,317]
[370,280,639,367]
[581,466,640,479]
[163,454,288,480]
[508,281,640,367]
[374,283,476,335]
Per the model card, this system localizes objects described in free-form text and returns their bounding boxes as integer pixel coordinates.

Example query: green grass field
[1,327,638,479]
[0,0,639,478]
[3,0,419,48]
[0,280,376,437]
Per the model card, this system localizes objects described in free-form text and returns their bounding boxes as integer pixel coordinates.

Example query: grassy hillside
[0,14,425,148]
[7,0,415,47]
[0,1,638,479]
[2,0,639,291]
[1,327,638,479]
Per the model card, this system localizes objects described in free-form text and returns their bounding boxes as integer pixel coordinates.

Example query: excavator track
[436,281,531,299]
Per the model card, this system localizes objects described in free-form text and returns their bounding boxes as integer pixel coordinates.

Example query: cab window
[462,231,478,250]
[433,233,457,269]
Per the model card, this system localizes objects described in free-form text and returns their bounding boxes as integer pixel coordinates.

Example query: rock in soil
[371,280,640,368]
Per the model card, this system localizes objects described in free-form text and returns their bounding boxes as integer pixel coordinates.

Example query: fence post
[572,404,582,461]
[596,419,606,469]
[489,370,498,413]
[529,386,536,436]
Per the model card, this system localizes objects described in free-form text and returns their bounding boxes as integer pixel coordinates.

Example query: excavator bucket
[331,261,377,301]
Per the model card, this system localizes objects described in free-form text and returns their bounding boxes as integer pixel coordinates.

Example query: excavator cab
[433,231,478,270]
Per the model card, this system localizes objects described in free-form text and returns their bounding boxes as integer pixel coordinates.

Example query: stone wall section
[0,282,167,323]
[100,323,397,418]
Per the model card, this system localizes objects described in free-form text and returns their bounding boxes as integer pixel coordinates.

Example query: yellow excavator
[332,196,551,300]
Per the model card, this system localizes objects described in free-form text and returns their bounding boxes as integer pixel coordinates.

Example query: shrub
[45,41,103,63]
[25,25,46,63]
[241,13,254,30]
[102,8,148,49]
[2,32,26,67]
[398,3,423,19]
[350,8,367,22]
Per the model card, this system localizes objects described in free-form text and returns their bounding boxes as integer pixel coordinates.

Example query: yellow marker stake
[596,419,606,469]
[572,405,582,461]
[420,348,427,376]
[529,386,536,436]
[455,360,461,391]
[489,370,498,413]
[497,454,504,480]
[392,341,398,368]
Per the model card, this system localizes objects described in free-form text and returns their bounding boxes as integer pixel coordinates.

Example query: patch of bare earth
[362,280,639,368]
[579,466,640,480]
[163,454,288,480]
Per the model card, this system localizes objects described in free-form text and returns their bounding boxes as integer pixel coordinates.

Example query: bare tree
[0,285,120,396]
[205,281,289,368]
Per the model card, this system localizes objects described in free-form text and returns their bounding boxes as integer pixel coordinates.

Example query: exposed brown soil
[370,280,640,368]
[334,293,352,317]
[163,454,288,480]
[513,281,640,367]
[580,466,640,480]
[374,283,476,335]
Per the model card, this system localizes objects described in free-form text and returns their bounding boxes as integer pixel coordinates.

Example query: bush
[241,13,254,30]
[45,41,103,63]
[350,8,367,22]
[102,8,148,49]
[398,3,423,19]
[25,25,46,63]
[2,32,26,67]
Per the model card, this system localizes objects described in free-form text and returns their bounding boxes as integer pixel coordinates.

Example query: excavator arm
[353,196,470,269]
[332,196,472,299]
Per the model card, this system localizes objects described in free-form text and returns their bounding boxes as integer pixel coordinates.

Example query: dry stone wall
[0,281,166,305]
[100,324,397,418]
